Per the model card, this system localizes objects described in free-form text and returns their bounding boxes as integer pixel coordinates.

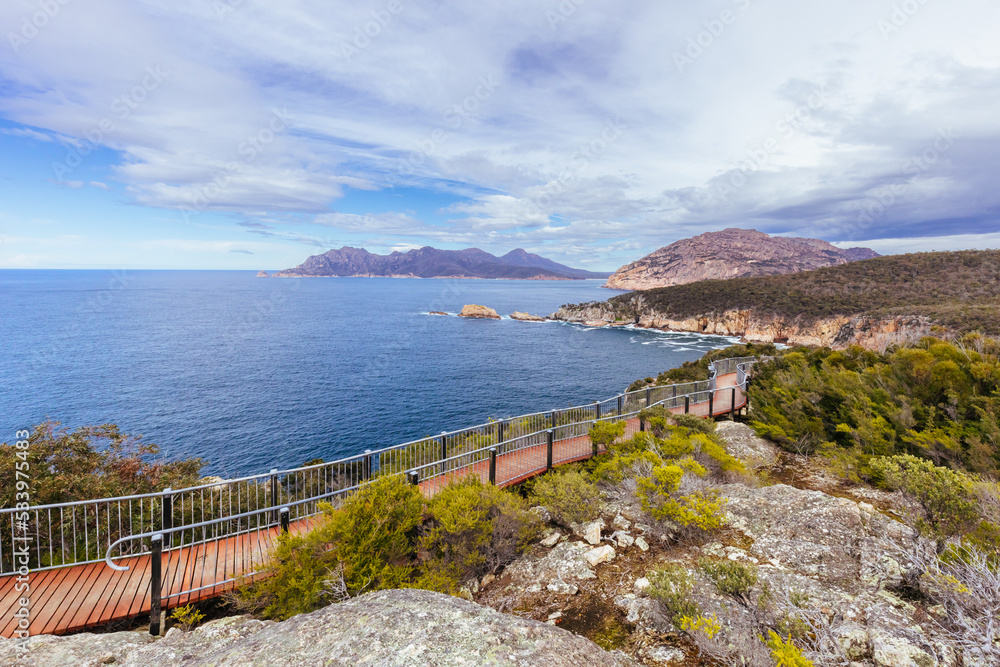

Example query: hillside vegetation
[749,335,1000,478]
[584,250,1000,335]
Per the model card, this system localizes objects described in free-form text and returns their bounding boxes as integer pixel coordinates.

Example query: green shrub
[168,604,206,631]
[647,564,699,625]
[698,558,758,606]
[871,454,979,544]
[673,413,715,435]
[237,475,423,620]
[527,467,601,527]
[417,476,541,592]
[589,420,626,449]
[765,631,815,667]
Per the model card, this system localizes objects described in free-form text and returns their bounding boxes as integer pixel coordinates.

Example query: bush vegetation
[418,476,541,592]
[235,475,423,620]
[234,472,541,618]
[526,467,601,527]
[588,419,739,536]
[646,564,699,624]
[749,336,1000,478]
[0,420,204,506]
[698,558,758,606]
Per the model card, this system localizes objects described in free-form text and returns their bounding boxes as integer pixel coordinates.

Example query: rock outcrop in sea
[458,304,501,319]
[255,271,269,278]
[510,311,545,321]
[604,229,878,290]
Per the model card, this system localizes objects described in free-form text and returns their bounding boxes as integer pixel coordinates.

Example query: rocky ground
[472,422,965,666]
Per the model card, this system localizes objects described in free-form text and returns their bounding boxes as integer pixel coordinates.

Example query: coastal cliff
[550,301,932,349]
[557,250,1000,348]
[604,229,878,290]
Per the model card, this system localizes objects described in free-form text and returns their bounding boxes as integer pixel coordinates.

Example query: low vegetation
[0,420,204,506]
[525,468,601,527]
[233,474,540,619]
[749,336,1000,478]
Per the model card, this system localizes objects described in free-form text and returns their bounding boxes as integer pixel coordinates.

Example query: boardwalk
[0,374,746,638]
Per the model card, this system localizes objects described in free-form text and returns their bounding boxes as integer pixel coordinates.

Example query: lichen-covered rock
[502,541,597,593]
[0,590,637,667]
[572,518,604,545]
[458,304,501,319]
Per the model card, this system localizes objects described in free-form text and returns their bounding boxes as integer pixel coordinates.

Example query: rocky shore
[549,303,932,350]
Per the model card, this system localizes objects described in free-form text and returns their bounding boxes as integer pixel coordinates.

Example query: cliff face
[605,229,879,290]
[550,300,932,350]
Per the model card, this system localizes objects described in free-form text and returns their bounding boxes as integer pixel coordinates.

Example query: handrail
[2,357,760,578]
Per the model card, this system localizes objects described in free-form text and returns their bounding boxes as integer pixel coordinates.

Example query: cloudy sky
[1,0,998,270]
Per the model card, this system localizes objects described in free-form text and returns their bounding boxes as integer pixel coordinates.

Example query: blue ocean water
[0,271,737,477]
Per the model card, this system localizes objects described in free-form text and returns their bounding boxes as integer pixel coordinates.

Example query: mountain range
[604,229,880,290]
[272,246,610,280]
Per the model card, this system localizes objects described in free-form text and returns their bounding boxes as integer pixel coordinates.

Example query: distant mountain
[272,246,611,280]
[604,229,879,290]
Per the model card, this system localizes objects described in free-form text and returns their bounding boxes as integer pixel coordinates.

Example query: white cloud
[1,0,999,267]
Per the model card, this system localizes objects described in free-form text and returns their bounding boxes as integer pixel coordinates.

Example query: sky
[1,0,999,270]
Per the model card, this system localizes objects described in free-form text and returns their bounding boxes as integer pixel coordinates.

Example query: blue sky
[1,0,999,270]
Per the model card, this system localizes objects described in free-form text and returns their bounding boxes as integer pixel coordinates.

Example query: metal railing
[1,356,758,635]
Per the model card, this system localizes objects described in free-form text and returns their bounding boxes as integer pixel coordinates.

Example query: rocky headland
[604,229,878,290]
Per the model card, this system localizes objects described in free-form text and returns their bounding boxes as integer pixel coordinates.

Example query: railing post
[594,400,601,420]
[408,470,419,486]
[440,434,448,476]
[489,448,497,485]
[709,391,714,417]
[550,410,557,429]
[270,469,279,524]
[280,507,290,533]
[363,450,372,481]
[639,416,645,432]
[645,387,651,407]
[546,429,554,471]
[498,420,505,446]
[731,388,736,419]
[149,533,162,636]
[161,488,172,549]
[591,421,599,457]
[617,394,622,416]
[684,396,690,414]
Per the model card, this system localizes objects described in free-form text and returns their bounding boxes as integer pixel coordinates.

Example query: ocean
[0,270,737,477]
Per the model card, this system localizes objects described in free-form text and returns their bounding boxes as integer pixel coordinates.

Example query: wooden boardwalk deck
[0,377,745,638]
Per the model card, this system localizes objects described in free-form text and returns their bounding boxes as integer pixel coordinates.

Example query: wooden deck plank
[19,567,74,636]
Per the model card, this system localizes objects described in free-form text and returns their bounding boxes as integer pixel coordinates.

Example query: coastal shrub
[765,632,815,667]
[673,413,715,435]
[237,475,423,620]
[590,427,729,535]
[526,467,601,527]
[0,420,203,507]
[870,454,979,544]
[417,476,540,592]
[699,558,758,606]
[588,420,626,450]
[678,614,722,640]
[647,564,699,625]
[748,338,1000,477]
